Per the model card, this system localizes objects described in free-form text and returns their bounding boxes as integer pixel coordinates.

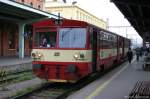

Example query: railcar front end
[31,20,92,83]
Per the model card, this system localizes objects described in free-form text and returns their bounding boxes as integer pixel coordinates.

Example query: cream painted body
[32,49,92,62]
[100,48,117,59]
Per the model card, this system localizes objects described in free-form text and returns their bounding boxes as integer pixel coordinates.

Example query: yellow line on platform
[86,61,132,99]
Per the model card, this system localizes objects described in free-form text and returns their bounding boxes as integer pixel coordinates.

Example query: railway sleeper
[129,81,150,99]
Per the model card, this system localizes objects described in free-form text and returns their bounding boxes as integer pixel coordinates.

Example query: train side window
[89,31,93,48]
[100,32,104,40]
[97,31,101,48]
[100,32,104,48]
[119,38,122,46]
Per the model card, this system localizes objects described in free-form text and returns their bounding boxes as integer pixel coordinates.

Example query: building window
[76,11,78,19]
[80,13,82,20]
[21,0,24,3]
[38,5,41,9]
[8,31,15,49]
[30,2,33,7]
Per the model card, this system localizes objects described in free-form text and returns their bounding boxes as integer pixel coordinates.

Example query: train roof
[32,18,88,27]
[33,18,129,40]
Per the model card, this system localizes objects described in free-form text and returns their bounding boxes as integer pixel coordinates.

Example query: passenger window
[34,31,57,48]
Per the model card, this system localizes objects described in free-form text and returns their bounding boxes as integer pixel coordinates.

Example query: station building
[15,0,44,10]
[0,0,45,57]
[45,0,107,29]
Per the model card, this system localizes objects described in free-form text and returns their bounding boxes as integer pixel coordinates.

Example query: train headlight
[74,53,85,60]
[31,52,43,60]
[37,53,43,59]
[38,53,42,57]
[31,53,36,58]
[74,53,79,59]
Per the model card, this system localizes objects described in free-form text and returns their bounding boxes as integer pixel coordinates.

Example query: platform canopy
[111,0,150,41]
[0,0,59,59]
[0,0,58,23]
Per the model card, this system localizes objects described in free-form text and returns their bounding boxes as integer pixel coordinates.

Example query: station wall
[16,0,44,10]
[0,21,31,57]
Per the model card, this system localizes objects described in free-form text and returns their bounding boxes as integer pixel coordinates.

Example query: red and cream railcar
[117,36,130,63]
[31,19,130,83]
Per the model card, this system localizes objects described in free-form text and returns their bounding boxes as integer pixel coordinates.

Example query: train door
[117,36,119,61]
[122,38,125,58]
[91,28,97,73]
[118,36,124,60]
[0,30,2,56]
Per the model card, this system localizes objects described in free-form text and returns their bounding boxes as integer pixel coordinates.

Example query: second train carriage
[31,19,130,83]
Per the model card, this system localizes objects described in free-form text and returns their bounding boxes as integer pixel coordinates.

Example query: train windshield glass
[34,31,56,48]
[59,28,86,48]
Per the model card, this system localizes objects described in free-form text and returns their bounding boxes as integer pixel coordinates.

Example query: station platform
[66,56,150,99]
[0,56,32,66]
[0,56,32,74]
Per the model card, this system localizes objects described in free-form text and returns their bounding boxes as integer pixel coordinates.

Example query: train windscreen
[59,28,86,48]
[33,30,56,48]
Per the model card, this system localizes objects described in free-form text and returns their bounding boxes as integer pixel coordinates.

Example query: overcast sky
[66,0,143,44]
[46,0,143,45]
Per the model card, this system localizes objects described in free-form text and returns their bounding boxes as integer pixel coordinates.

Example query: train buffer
[129,81,150,99]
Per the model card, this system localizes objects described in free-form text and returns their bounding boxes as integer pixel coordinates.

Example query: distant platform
[0,56,32,74]
[0,56,32,66]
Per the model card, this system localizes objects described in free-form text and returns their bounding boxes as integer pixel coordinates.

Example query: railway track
[11,61,127,99]
[12,83,66,99]
[0,70,35,85]
[11,71,105,99]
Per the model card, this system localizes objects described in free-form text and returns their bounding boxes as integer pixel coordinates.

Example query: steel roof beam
[138,6,143,17]
[138,5,145,26]
[0,0,58,18]
[111,0,150,7]
[0,14,21,22]
[126,5,134,17]
[126,17,150,23]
